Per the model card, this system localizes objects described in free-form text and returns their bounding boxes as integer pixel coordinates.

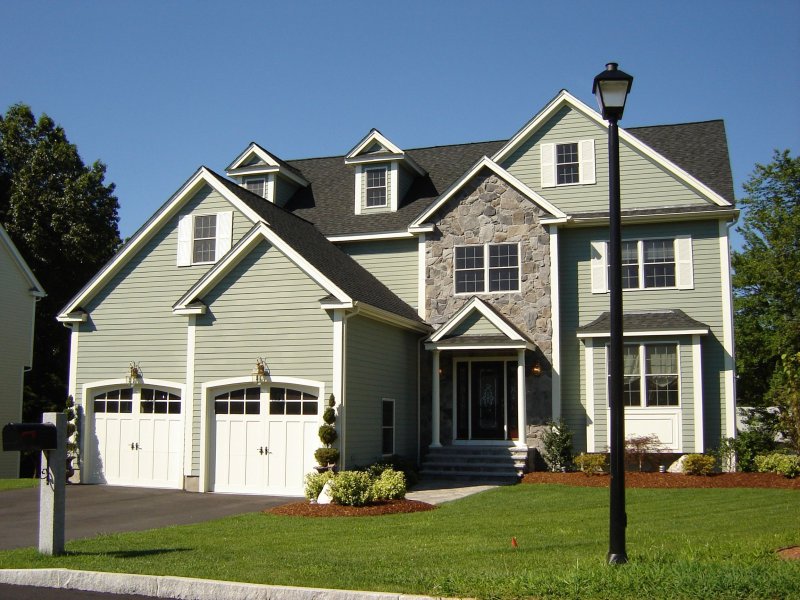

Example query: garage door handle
[258,446,270,455]
[130,442,140,450]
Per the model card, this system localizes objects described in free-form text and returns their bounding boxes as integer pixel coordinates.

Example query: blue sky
[2,1,798,246]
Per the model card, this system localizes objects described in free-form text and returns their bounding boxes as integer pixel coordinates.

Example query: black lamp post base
[607,552,629,565]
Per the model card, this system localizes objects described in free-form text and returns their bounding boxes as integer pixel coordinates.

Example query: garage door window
[269,387,318,416]
[140,388,181,414]
[215,387,261,415]
[94,388,133,414]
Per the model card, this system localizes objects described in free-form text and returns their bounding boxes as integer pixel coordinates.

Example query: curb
[0,569,442,600]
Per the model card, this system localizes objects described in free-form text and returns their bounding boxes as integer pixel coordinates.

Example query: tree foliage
[0,103,120,422]
[768,352,800,454]
[732,149,800,405]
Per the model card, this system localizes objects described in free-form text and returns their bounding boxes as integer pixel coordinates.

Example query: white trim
[453,242,522,296]
[346,129,404,159]
[692,334,704,452]
[431,350,441,447]
[567,208,739,227]
[225,142,308,187]
[67,323,79,401]
[719,220,736,439]
[491,90,732,208]
[425,342,531,352]
[345,129,426,176]
[549,226,561,420]
[409,156,566,229]
[184,316,196,476]
[418,233,426,319]
[354,166,362,216]
[57,311,88,323]
[390,162,399,212]
[585,339,595,452]
[352,302,430,334]
[429,297,526,343]
[0,223,46,296]
[577,328,709,339]
[516,349,527,448]
[363,164,389,209]
[332,310,345,428]
[327,231,414,243]
[59,168,262,319]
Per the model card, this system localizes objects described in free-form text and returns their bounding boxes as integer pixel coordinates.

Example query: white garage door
[91,387,183,488]
[211,385,319,495]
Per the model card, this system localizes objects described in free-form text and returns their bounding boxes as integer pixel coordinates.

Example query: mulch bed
[266,498,436,517]
[522,471,800,489]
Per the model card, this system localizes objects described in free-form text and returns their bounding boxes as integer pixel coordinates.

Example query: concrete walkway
[406,479,500,504]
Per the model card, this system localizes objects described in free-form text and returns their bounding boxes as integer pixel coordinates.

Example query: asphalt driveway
[0,484,293,550]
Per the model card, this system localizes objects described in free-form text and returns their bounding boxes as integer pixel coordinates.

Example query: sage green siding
[339,238,418,309]
[502,105,714,214]
[73,184,254,452]
[559,219,728,452]
[450,311,503,337]
[193,240,334,474]
[0,243,36,477]
[344,315,419,467]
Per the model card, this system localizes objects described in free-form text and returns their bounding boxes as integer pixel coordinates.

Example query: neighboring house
[58,90,737,494]
[0,224,46,478]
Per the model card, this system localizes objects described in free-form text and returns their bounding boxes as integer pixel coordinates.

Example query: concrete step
[419,445,529,483]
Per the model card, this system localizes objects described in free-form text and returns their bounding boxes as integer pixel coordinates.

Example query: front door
[471,362,506,438]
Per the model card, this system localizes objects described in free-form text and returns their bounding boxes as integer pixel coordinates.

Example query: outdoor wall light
[251,357,269,384]
[530,361,543,377]
[125,362,142,386]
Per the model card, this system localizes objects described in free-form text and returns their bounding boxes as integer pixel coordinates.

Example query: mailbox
[2,423,58,452]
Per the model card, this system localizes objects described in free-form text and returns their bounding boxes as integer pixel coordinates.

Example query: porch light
[530,361,543,377]
[125,362,142,386]
[251,357,269,384]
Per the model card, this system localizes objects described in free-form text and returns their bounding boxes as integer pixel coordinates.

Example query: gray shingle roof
[276,121,733,235]
[577,309,709,335]
[206,169,425,325]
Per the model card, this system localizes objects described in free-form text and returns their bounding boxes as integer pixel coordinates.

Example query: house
[0,224,46,478]
[57,90,737,494]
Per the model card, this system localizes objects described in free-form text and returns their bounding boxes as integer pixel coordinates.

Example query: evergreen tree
[732,150,800,405]
[0,103,121,422]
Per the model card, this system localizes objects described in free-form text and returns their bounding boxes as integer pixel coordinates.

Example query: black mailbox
[2,423,58,452]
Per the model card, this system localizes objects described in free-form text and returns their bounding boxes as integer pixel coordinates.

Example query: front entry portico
[426,297,537,449]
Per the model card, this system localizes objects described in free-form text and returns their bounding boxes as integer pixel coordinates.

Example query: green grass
[0,478,38,492]
[0,485,798,599]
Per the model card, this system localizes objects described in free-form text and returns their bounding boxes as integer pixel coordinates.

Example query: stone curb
[0,569,444,600]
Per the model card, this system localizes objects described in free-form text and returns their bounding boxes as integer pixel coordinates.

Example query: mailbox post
[1,414,66,556]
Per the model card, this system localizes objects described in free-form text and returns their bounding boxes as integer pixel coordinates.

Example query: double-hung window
[365,167,387,207]
[455,243,520,294]
[243,177,266,198]
[541,140,595,187]
[192,214,217,263]
[591,236,693,293]
[621,343,679,407]
[556,143,580,184]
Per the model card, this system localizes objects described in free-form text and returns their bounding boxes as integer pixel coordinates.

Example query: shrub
[625,434,662,472]
[318,424,338,446]
[682,453,716,475]
[304,470,335,501]
[574,452,608,475]
[540,419,574,472]
[322,407,336,425]
[329,471,374,506]
[735,407,780,471]
[366,456,419,487]
[371,468,406,500]
[755,452,800,478]
[314,447,340,466]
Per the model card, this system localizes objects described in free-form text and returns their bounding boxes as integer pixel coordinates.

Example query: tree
[732,150,800,406]
[0,103,121,425]
[768,352,800,454]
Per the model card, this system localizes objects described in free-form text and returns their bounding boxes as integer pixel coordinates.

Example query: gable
[500,104,721,215]
[449,311,506,337]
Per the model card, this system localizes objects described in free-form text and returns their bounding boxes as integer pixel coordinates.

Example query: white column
[692,335,705,453]
[548,225,562,420]
[517,349,527,447]
[431,349,441,447]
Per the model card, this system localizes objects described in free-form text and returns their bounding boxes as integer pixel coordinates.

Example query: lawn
[0,478,38,492]
[0,484,798,599]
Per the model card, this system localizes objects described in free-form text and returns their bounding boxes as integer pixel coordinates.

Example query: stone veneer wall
[425,170,553,442]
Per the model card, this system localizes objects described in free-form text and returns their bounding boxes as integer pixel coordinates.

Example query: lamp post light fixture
[592,62,633,566]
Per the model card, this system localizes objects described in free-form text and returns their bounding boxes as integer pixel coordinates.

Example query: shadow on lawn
[65,548,191,559]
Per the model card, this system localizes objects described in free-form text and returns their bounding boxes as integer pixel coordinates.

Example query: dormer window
[365,167,388,207]
[243,177,266,198]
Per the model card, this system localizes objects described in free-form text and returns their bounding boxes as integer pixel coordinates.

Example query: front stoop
[420,445,528,483]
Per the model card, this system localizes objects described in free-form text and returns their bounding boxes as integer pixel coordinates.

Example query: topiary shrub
[682,453,716,475]
[371,468,406,500]
[755,452,800,478]
[314,447,340,467]
[322,407,336,425]
[329,470,374,506]
[574,452,608,475]
[318,424,338,446]
[304,469,335,501]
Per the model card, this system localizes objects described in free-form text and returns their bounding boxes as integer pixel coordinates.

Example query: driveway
[0,484,293,550]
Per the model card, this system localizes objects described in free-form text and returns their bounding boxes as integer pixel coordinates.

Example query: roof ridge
[281,139,507,165]
[628,119,724,130]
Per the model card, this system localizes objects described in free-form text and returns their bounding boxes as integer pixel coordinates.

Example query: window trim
[454,242,521,296]
[177,211,233,267]
[541,139,595,188]
[243,177,267,199]
[192,213,218,265]
[364,166,388,208]
[382,398,395,456]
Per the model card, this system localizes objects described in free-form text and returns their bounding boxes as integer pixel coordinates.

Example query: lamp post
[592,62,633,565]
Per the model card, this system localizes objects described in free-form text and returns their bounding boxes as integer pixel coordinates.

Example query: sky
[2,1,798,247]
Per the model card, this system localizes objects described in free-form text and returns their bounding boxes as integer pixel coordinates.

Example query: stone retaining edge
[0,568,442,600]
